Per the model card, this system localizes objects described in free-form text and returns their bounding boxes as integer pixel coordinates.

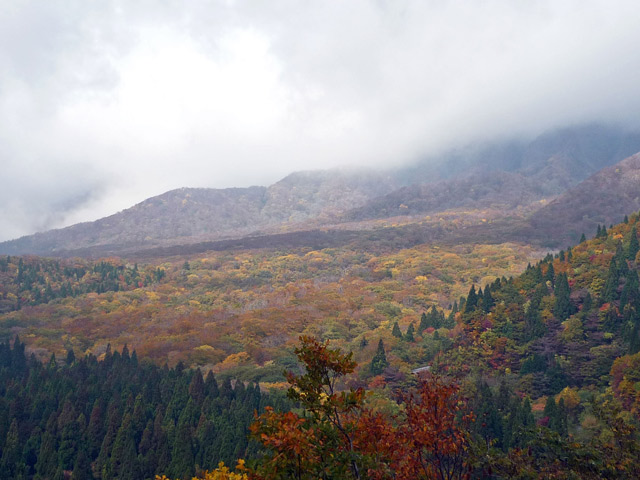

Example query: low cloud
[1,1,640,241]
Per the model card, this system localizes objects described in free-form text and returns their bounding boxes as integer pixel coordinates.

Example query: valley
[2,124,640,478]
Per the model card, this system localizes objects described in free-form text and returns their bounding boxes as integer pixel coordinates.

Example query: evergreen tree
[620,269,640,311]
[169,421,195,479]
[580,233,586,243]
[0,419,22,478]
[602,258,621,303]
[72,445,94,480]
[370,339,389,375]
[188,369,205,404]
[391,321,403,339]
[109,413,140,480]
[583,291,593,312]
[627,227,639,261]
[482,285,495,313]
[418,312,429,333]
[553,273,574,321]
[465,285,478,313]
[405,322,415,342]
[544,262,555,286]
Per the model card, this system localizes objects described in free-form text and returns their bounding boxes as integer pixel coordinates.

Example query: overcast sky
[1,0,640,242]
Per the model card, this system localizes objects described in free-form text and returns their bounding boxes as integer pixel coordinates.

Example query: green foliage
[0,338,282,479]
[370,339,389,375]
[391,321,402,338]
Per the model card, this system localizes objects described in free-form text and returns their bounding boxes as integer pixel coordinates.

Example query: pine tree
[580,233,586,243]
[370,339,389,375]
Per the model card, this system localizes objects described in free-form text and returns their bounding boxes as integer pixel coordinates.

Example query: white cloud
[1,0,640,241]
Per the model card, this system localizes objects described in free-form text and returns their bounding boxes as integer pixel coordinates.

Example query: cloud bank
[1,0,640,241]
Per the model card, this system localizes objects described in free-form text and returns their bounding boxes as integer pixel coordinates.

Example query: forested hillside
[0,242,539,378]
[3,208,640,477]
[0,338,285,479]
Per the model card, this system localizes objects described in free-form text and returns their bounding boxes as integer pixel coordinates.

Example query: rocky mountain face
[2,123,640,257]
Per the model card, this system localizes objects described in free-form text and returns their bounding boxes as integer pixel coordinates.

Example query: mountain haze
[2,124,640,257]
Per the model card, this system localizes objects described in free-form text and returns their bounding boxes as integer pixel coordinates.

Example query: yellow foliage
[556,387,580,411]
[156,460,248,480]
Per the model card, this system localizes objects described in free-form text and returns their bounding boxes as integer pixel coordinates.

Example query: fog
[1,0,639,241]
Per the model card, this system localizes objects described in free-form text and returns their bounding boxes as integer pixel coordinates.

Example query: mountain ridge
[3,123,640,257]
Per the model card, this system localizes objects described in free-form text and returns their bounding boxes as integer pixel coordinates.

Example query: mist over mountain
[1,123,640,257]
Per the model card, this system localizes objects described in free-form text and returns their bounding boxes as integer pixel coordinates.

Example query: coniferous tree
[392,321,403,339]
[553,273,574,321]
[0,419,22,478]
[544,262,555,286]
[602,258,621,303]
[583,291,593,312]
[465,285,478,313]
[72,445,94,480]
[169,421,195,479]
[109,413,140,480]
[627,226,639,261]
[418,312,429,333]
[370,339,389,375]
[483,285,494,313]
[405,322,415,342]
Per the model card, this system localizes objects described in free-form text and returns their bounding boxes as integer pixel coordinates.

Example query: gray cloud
[1,0,640,241]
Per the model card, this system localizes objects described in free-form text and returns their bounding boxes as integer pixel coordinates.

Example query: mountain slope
[0,170,397,256]
[525,152,640,246]
[3,123,640,257]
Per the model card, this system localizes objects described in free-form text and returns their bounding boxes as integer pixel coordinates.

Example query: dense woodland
[2,212,640,477]
[0,339,284,479]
